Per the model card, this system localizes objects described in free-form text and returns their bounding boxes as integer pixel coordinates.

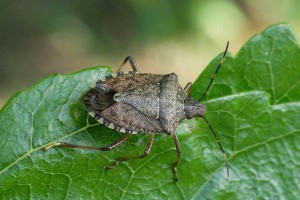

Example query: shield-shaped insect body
[43,42,230,182]
[84,72,207,135]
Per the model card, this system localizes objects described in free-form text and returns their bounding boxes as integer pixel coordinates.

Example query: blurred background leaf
[1,0,300,107]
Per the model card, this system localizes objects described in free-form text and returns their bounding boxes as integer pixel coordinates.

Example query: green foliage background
[0,24,299,199]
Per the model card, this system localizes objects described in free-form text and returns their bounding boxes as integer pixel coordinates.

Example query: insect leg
[104,133,155,170]
[116,56,139,72]
[42,133,132,151]
[183,82,192,96]
[172,133,181,182]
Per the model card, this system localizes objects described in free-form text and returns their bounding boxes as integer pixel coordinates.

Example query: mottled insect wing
[100,102,164,134]
[114,83,160,119]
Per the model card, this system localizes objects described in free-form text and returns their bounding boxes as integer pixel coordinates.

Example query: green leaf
[0,24,299,199]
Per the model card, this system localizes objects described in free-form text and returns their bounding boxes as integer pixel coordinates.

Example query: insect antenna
[199,41,229,102]
[203,116,229,177]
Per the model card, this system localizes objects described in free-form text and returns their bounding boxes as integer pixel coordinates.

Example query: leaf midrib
[0,121,99,175]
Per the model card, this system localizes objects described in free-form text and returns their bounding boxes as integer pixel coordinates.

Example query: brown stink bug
[43,42,230,182]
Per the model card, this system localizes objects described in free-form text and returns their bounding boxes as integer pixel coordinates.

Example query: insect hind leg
[104,133,155,170]
[117,56,139,72]
[42,133,132,151]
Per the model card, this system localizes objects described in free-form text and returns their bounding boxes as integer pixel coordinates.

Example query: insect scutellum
[42,42,230,182]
